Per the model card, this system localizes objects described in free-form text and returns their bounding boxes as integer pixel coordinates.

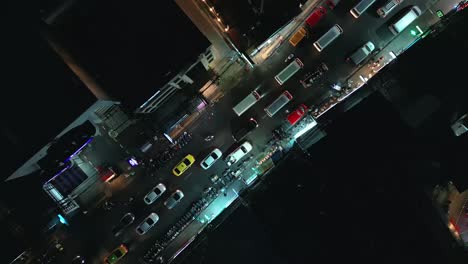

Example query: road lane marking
[183,172,193,181]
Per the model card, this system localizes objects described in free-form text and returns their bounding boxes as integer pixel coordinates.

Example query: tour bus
[265,91,293,117]
[233,89,262,116]
[313,24,343,52]
[274,58,304,85]
[350,0,377,18]
[388,6,422,35]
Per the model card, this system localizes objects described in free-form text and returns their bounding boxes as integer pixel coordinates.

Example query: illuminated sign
[128,157,139,167]
[58,214,69,225]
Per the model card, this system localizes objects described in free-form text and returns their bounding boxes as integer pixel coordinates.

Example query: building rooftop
[2,25,96,181]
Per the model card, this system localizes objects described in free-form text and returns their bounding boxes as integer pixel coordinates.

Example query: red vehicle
[287,104,309,125]
[305,6,327,28]
[98,165,119,182]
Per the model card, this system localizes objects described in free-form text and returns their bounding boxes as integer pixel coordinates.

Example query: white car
[164,190,184,209]
[377,0,403,18]
[348,41,375,65]
[200,148,223,170]
[135,212,159,235]
[451,113,468,136]
[225,141,253,166]
[143,183,166,205]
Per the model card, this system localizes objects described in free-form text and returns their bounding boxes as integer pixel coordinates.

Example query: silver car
[143,183,166,205]
[200,148,223,170]
[377,0,403,18]
[164,190,184,209]
[136,212,159,235]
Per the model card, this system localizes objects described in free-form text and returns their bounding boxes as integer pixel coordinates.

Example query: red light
[457,2,468,11]
[120,244,129,253]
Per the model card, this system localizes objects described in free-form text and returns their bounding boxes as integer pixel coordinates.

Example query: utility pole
[39,21,111,101]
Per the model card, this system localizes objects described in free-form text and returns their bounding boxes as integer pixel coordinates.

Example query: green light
[410,30,417,36]
[436,10,444,18]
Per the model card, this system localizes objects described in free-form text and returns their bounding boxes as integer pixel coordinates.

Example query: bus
[232,90,262,116]
[274,58,304,85]
[350,0,377,18]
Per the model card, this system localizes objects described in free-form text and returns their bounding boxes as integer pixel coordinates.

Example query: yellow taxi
[104,244,128,264]
[172,154,195,176]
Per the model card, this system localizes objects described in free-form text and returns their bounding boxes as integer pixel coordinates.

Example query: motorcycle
[284,53,294,63]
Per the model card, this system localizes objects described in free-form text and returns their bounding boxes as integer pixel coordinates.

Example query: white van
[233,90,261,116]
[265,91,293,117]
[274,58,304,85]
[388,6,421,35]
[348,41,375,65]
[313,24,343,52]
[350,0,377,18]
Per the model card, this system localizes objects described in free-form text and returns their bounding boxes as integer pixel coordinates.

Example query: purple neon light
[45,164,72,184]
[64,137,94,162]
[128,158,139,167]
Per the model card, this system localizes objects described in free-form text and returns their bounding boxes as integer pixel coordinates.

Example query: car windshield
[114,250,123,258]
[202,161,208,167]
[146,218,154,225]
[122,215,132,224]
[210,152,218,159]
[183,159,191,166]
[241,146,247,153]
[174,168,181,174]
[111,227,120,234]
[154,188,161,195]
[174,193,181,200]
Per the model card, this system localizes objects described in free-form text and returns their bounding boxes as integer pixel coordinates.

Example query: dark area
[49,0,210,109]
[179,205,284,264]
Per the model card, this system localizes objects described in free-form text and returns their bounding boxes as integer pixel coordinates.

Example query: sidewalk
[250,0,323,64]
[161,180,247,263]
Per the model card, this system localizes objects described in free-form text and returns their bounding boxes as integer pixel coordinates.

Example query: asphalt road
[53,1,453,263]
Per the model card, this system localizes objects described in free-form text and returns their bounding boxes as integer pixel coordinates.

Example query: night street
[36,1,463,263]
[2,0,467,264]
